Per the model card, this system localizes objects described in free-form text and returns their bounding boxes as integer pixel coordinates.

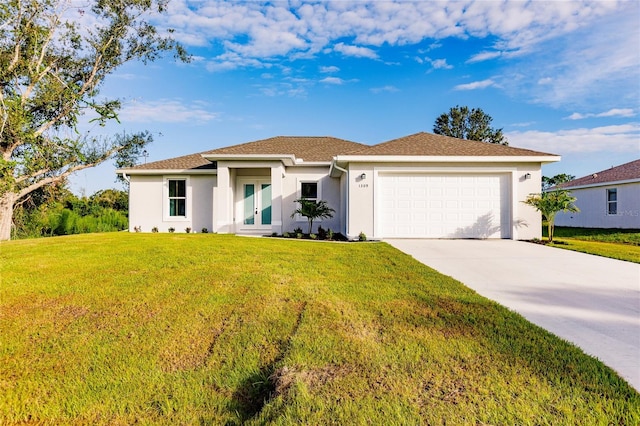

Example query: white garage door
[379,174,510,238]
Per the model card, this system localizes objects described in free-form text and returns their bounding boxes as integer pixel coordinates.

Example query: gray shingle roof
[203,136,367,162]
[346,132,557,157]
[560,159,640,188]
[120,132,558,172]
[122,151,216,171]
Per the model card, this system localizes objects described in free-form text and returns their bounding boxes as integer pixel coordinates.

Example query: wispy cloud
[157,0,636,107]
[319,77,344,85]
[467,51,503,63]
[120,99,218,123]
[454,79,497,91]
[507,123,640,154]
[498,3,639,108]
[334,43,378,59]
[319,65,340,73]
[565,108,636,120]
[370,85,399,94]
[417,57,453,70]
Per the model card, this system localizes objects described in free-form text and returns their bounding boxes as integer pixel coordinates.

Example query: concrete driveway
[386,239,640,391]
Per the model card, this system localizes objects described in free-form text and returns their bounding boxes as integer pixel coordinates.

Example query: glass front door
[239,179,271,230]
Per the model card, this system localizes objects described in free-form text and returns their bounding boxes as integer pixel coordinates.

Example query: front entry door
[238,179,271,232]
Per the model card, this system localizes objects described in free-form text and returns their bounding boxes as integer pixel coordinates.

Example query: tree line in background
[11,183,128,239]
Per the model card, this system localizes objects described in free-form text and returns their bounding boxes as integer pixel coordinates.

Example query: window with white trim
[295,180,322,222]
[607,188,617,215]
[301,181,318,202]
[168,179,187,217]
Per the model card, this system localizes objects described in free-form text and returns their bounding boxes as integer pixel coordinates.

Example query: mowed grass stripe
[1,233,638,425]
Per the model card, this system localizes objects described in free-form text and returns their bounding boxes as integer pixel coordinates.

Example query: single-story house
[117,132,559,240]
[555,159,640,229]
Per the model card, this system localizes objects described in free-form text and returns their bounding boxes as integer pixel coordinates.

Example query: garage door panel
[379,174,510,238]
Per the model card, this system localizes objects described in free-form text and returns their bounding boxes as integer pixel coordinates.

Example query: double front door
[237,179,271,231]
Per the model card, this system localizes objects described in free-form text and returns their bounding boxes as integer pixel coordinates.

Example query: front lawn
[1,234,637,424]
[542,226,640,263]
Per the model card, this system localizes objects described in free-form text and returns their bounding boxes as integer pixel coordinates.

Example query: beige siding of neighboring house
[555,183,640,229]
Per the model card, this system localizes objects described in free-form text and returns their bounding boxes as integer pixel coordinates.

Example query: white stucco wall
[211,163,342,235]
[280,166,342,234]
[344,161,544,240]
[555,182,640,229]
[128,174,216,233]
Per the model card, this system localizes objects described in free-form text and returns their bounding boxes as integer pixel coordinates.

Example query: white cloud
[154,0,636,108]
[120,99,218,123]
[320,77,344,85]
[454,79,497,91]
[320,65,340,73]
[467,51,503,63]
[507,123,640,154]
[334,43,378,59]
[499,3,639,108]
[430,58,453,70]
[565,108,636,120]
[370,85,399,94]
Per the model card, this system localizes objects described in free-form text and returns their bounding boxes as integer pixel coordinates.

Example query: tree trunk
[0,192,17,241]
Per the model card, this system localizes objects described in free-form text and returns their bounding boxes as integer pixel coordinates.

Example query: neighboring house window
[607,188,617,215]
[301,181,318,202]
[169,179,186,216]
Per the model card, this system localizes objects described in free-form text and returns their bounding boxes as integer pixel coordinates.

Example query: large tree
[0,0,188,240]
[434,105,508,145]
[542,173,575,191]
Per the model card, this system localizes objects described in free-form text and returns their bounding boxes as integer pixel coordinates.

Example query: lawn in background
[1,234,638,425]
[542,226,640,263]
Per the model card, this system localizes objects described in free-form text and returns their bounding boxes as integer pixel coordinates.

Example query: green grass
[542,226,640,263]
[1,234,638,425]
[545,226,640,245]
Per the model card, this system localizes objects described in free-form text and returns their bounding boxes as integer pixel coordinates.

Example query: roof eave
[117,168,217,175]
[201,153,297,166]
[561,178,640,190]
[334,155,561,163]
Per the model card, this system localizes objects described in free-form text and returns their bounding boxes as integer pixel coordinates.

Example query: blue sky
[71,0,639,195]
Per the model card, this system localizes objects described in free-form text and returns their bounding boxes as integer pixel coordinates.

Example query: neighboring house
[555,159,640,229]
[117,132,559,240]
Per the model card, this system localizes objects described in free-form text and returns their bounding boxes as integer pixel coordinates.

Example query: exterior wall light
[360,173,367,180]
[524,173,531,180]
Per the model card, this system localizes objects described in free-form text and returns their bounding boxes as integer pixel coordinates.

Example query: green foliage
[0,0,187,240]
[0,234,637,424]
[542,174,575,191]
[358,231,367,241]
[11,187,129,239]
[291,198,336,234]
[434,105,508,145]
[524,190,579,242]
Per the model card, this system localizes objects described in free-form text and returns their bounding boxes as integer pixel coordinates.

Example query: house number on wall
[358,183,369,188]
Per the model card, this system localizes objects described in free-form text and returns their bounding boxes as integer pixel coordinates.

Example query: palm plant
[524,190,579,242]
[291,199,335,234]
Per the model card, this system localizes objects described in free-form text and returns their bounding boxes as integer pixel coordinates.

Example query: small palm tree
[291,198,335,235]
[524,190,579,242]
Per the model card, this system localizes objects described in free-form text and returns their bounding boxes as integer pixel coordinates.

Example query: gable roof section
[346,132,557,157]
[119,132,560,175]
[121,151,216,171]
[560,159,640,189]
[203,136,367,162]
